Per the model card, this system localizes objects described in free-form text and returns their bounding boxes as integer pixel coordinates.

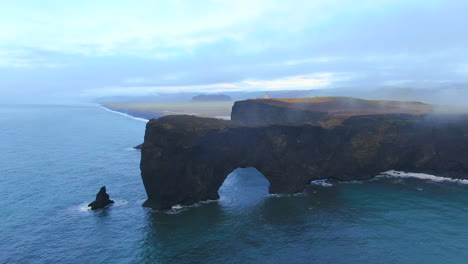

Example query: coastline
[100,101,234,121]
[99,105,158,121]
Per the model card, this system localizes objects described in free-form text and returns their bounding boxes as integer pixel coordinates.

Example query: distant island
[192,94,233,102]
[138,97,468,210]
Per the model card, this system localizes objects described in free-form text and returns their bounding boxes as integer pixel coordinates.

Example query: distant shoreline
[100,104,162,120]
[101,101,233,120]
[99,105,153,122]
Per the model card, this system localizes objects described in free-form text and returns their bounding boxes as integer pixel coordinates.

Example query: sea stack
[88,186,114,210]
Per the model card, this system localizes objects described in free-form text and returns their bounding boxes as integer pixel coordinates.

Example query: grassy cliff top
[249,96,435,116]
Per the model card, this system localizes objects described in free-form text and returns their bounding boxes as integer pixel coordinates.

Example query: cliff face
[231,99,327,124]
[140,114,468,210]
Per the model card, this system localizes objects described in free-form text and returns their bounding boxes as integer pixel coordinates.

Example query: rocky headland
[139,97,468,210]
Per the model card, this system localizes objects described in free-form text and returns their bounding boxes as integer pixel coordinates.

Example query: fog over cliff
[0,0,468,105]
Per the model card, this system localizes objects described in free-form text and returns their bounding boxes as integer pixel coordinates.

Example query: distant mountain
[94,83,468,107]
[94,93,198,103]
[192,94,233,101]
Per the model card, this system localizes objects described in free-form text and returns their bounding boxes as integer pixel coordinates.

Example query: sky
[1,0,468,103]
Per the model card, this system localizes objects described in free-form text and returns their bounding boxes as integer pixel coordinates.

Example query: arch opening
[218,167,270,207]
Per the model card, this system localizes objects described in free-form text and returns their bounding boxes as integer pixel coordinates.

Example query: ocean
[1,104,467,264]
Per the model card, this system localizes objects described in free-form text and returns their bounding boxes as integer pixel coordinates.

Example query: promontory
[139,97,468,210]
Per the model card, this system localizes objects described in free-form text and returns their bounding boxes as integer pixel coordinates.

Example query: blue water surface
[0,105,467,264]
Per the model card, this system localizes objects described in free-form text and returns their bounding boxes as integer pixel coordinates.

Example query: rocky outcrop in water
[140,113,468,210]
[88,186,114,210]
[133,143,143,150]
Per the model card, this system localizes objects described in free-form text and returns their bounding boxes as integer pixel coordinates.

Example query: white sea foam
[162,200,218,214]
[99,105,149,122]
[171,204,184,210]
[215,116,231,120]
[379,170,468,184]
[310,179,333,187]
[68,199,127,214]
[73,202,92,212]
[113,200,128,207]
[125,147,142,151]
[136,199,147,205]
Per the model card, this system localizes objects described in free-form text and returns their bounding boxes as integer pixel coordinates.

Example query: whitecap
[379,170,468,184]
[99,105,149,122]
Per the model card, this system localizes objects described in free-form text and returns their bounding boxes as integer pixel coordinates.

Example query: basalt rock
[134,143,143,150]
[140,113,468,210]
[88,186,114,210]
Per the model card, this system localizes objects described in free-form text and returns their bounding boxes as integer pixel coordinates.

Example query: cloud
[1,0,468,102]
[0,0,272,56]
[0,49,67,68]
[82,73,341,96]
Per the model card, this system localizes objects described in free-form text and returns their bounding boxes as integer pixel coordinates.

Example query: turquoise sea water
[1,104,467,264]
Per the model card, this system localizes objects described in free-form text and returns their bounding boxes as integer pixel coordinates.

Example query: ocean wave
[99,105,149,122]
[378,170,468,184]
[310,179,334,187]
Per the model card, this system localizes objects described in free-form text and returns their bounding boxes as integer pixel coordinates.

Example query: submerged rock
[88,186,114,210]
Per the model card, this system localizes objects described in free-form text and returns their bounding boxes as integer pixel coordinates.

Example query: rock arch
[140,115,468,210]
[218,167,270,205]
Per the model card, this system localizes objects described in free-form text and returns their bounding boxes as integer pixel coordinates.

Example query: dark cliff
[140,113,468,210]
[231,99,327,124]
